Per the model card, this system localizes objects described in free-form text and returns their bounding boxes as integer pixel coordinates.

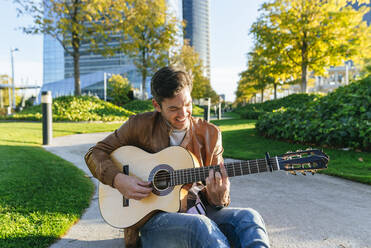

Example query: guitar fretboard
[168,157,279,186]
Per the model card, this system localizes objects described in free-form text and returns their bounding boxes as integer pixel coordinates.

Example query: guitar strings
[155,158,275,180]
[152,157,280,183]
[151,156,319,185]
[155,158,278,181]
[165,157,315,184]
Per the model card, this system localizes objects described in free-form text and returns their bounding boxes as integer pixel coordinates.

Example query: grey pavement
[44,132,371,248]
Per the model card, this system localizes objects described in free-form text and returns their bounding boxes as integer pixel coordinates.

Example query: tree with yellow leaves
[251,0,371,93]
[170,40,217,101]
[15,0,114,96]
[107,0,180,99]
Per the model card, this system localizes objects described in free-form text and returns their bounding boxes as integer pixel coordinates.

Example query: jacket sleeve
[213,128,230,207]
[84,117,134,187]
[203,125,231,208]
[210,128,224,166]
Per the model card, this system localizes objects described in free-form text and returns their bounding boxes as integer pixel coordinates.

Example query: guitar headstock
[277,149,329,175]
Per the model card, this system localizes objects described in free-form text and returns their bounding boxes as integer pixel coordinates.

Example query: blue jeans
[140,208,270,248]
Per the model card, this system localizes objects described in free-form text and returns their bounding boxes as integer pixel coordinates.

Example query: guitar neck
[169,156,280,186]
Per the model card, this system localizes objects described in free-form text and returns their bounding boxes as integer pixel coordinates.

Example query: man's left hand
[205,163,230,207]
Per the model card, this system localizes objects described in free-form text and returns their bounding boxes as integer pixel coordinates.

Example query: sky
[0,0,262,102]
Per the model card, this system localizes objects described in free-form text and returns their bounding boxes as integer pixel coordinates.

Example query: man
[85,66,270,248]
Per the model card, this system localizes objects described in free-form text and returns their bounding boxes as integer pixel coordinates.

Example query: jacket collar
[155,111,193,148]
[156,111,172,135]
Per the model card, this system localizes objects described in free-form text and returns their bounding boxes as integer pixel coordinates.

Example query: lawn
[0,121,121,248]
[212,118,371,185]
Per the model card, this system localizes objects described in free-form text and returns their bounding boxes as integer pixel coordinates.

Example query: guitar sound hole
[153,170,170,190]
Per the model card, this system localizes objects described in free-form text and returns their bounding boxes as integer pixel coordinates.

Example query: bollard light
[203,97,210,122]
[41,91,53,145]
[217,102,222,120]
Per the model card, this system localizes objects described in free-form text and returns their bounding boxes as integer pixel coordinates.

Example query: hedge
[256,77,371,151]
[1,96,135,122]
[235,93,320,119]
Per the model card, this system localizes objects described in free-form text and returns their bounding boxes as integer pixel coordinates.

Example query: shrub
[235,93,320,119]
[0,96,135,122]
[192,104,204,116]
[123,100,154,114]
[0,107,8,116]
[256,77,371,151]
[108,74,132,106]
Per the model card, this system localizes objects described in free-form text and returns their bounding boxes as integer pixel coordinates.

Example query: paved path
[44,132,371,248]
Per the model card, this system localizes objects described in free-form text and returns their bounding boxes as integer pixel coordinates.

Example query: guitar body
[98,146,199,228]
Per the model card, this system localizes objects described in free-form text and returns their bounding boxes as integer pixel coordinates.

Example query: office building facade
[183,0,210,78]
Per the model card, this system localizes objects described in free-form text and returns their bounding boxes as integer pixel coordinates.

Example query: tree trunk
[141,69,147,100]
[301,32,308,93]
[0,89,3,108]
[301,63,308,93]
[274,83,277,99]
[261,88,264,103]
[72,32,81,96]
[141,48,147,100]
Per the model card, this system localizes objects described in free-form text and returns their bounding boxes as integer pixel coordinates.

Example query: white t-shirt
[169,129,187,146]
[169,129,206,214]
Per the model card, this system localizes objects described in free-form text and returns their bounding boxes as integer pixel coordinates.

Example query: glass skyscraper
[43,37,64,84]
[183,0,210,78]
[167,0,184,55]
[62,28,139,81]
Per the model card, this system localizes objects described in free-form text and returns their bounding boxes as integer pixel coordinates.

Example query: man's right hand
[113,173,152,200]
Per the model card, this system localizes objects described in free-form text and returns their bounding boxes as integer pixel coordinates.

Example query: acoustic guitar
[99,146,328,228]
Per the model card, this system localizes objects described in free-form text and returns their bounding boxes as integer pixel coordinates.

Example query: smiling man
[85,66,270,248]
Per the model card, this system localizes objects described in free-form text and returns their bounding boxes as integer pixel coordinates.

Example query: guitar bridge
[123,165,129,207]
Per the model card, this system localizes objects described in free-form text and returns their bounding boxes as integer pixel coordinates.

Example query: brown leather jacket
[85,111,224,190]
[85,111,229,247]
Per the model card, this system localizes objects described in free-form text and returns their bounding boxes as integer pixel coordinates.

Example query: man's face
[153,86,192,130]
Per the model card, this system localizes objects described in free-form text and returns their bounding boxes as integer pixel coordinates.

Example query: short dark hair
[151,66,193,104]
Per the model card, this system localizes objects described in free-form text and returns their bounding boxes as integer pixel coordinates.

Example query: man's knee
[188,214,215,234]
[233,209,270,248]
[188,214,229,247]
[228,208,267,234]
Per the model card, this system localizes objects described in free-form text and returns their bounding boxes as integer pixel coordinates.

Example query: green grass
[220,111,241,119]
[0,121,122,248]
[212,119,371,185]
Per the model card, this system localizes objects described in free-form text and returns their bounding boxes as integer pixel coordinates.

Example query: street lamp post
[104,72,107,101]
[103,72,112,101]
[203,97,210,122]
[7,78,12,114]
[345,62,349,85]
[10,48,19,109]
